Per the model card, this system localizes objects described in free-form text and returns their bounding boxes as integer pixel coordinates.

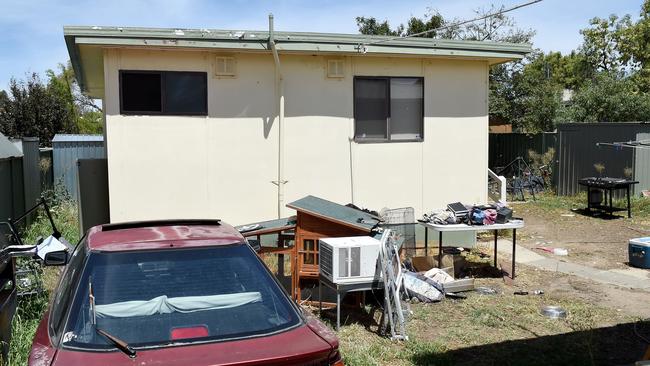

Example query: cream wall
[103,48,488,225]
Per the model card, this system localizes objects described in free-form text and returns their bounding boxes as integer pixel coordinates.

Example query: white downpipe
[269,14,286,218]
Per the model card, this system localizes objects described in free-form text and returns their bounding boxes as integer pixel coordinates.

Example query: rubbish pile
[421,201,513,226]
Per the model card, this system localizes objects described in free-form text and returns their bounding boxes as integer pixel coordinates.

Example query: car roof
[85,220,245,251]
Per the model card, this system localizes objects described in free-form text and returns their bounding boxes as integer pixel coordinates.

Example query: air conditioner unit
[319,236,380,284]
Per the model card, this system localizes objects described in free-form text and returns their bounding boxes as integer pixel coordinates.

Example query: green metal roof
[235,216,297,237]
[64,25,532,95]
[286,195,380,232]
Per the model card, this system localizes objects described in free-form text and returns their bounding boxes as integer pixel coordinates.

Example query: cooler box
[628,237,650,269]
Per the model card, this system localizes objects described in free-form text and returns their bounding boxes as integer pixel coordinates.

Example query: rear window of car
[61,244,301,350]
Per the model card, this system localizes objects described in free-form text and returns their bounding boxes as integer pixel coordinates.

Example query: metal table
[578,177,639,218]
[420,220,524,278]
[318,275,383,331]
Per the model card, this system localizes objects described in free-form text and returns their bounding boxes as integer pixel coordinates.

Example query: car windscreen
[61,244,301,350]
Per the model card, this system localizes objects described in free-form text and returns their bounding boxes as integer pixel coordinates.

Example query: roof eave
[63,26,531,94]
[73,36,528,59]
[65,34,87,95]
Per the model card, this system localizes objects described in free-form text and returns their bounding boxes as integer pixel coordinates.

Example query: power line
[360,0,543,50]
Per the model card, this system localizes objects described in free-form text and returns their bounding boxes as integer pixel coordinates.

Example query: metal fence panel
[21,138,41,212]
[634,132,650,193]
[489,133,557,170]
[556,123,650,196]
[77,159,110,235]
[52,135,105,200]
[0,158,25,225]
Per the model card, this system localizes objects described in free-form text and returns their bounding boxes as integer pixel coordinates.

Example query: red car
[28,220,342,366]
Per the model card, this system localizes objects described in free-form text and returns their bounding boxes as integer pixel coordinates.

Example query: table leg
[336,291,341,331]
[627,185,632,218]
[494,230,498,268]
[424,227,428,256]
[512,229,517,279]
[438,231,443,268]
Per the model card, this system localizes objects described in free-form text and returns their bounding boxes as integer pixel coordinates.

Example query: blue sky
[0,0,643,91]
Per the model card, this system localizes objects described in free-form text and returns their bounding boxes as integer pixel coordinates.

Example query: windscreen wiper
[95,328,136,358]
[89,279,136,358]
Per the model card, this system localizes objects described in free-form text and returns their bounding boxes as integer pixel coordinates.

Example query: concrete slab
[486,239,650,291]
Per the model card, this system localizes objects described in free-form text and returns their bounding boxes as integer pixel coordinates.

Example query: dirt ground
[326,258,650,366]
[512,195,650,271]
[323,194,650,365]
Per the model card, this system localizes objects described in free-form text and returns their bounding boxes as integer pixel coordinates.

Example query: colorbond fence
[490,123,650,196]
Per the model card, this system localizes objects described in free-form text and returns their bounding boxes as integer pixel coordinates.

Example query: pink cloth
[483,209,497,225]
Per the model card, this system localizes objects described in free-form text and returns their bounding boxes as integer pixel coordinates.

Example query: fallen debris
[403,271,444,303]
[541,305,567,319]
[535,246,568,256]
[514,290,544,296]
[475,286,498,295]
[442,278,475,293]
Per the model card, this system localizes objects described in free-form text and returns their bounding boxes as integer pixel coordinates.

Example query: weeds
[6,194,78,365]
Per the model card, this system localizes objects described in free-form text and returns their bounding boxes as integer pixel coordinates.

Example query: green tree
[355,17,402,36]
[0,90,8,113]
[580,14,631,72]
[356,10,445,38]
[616,0,650,91]
[0,62,103,143]
[559,73,650,122]
[0,73,77,143]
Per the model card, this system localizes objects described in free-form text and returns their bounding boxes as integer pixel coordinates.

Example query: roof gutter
[268,14,286,219]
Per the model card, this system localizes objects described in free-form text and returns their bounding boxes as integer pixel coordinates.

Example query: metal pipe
[269,14,286,219]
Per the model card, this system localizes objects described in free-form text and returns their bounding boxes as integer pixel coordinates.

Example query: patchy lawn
[319,192,650,365]
[318,262,649,366]
[513,192,650,270]
[7,192,650,365]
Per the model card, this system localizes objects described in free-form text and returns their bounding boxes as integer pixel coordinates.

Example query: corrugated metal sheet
[52,134,105,200]
[0,158,24,224]
[556,123,650,196]
[21,138,41,225]
[286,195,379,232]
[77,159,110,234]
[52,134,104,143]
[634,132,650,193]
[489,133,557,170]
[0,133,22,160]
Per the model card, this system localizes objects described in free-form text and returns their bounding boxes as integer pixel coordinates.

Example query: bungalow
[64,19,530,225]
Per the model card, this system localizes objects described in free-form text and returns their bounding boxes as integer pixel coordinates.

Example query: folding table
[419,220,524,278]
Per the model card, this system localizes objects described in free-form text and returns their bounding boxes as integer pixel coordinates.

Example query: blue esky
[0,0,643,91]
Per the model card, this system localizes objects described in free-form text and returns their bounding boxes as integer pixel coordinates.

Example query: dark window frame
[119,70,208,116]
[353,76,424,143]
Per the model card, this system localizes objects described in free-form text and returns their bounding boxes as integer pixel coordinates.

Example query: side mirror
[44,250,68,266]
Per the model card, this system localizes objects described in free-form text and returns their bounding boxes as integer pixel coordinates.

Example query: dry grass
[327,273,644,366]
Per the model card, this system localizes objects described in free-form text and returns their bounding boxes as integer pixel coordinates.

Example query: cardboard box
[411,255,466,278]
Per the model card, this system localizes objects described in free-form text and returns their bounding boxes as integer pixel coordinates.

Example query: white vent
[327,59,345,78]
[215,56,236,76]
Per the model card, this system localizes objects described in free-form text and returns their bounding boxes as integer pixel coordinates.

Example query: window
[62,245,300,350]
[120,71,207,115]
[49,240,88,343]
[302,239,317,265]
[354,76,423,142]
